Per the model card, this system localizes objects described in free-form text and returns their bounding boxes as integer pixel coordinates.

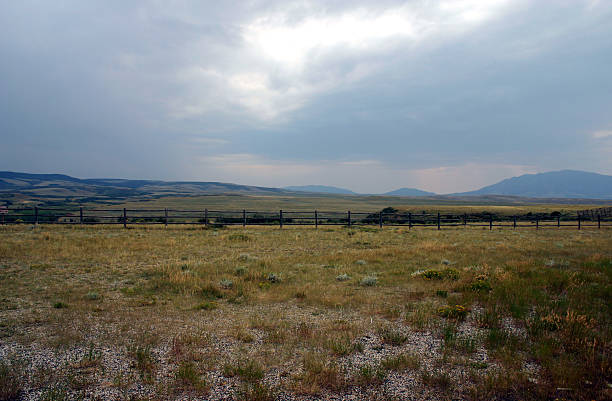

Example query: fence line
[0,207,611,230]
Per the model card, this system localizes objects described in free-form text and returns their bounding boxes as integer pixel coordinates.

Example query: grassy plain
[0,221,610,400]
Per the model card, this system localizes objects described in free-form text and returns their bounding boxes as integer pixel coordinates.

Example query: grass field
[0,223,610,400]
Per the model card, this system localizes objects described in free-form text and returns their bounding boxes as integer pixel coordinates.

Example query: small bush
[53,301,68,309]
[360,276,377,286]
[438,304,468,320]
[85,292,100,301]
[355,260,367,265]
[219,279,233,289]
[336,273,351,282]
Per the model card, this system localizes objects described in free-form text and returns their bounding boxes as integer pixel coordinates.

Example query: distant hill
[456,170,612,199]
[384,188,436,196]
[284,185,357,195]
[0,171,285,202]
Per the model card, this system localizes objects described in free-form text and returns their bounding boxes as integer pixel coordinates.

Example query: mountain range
[1,170,611,202]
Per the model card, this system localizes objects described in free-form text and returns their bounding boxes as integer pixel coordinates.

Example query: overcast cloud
[1,0,611,193]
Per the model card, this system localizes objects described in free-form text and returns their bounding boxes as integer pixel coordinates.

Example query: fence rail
[1,207,611,230]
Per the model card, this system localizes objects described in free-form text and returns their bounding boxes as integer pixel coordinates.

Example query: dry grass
[0,224,610,400]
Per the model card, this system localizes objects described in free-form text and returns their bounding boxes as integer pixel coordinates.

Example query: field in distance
[0,224,610,400]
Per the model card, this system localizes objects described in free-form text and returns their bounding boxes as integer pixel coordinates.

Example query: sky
[1,0,611,194]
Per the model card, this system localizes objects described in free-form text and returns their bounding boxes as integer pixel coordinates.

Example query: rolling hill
[455,170,612,199]
[283,185,357,195]
[384,188,436,196]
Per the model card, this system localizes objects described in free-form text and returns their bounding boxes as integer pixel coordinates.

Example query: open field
[1,224,610,400]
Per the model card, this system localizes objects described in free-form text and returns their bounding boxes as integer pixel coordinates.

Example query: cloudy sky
[1,1,611,193]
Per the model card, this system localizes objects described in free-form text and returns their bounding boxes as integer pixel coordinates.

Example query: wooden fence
[1,207,611,230]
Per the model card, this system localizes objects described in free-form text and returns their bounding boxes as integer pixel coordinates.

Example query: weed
[0,358,23,400]
[421,369,452,390]
[223,359,264,383]
[53,301,68,309]
[174,361,207,392]
[355,260,367,265]
[228,233,251,241]
[194,301,217,311]
[127,344,155,379]
[381,353,421,371]
[238,382,276,401]
[438,304,468,320]
[40,385,68,401]
[436,290,448,298]
[234,266,248,276]
[297,353,344,393]
[354,364,386,387]
[379,326,408,346]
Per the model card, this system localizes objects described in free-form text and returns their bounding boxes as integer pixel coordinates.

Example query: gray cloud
[1,0,611,192]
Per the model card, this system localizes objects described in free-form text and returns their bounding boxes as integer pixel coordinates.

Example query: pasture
[0,223,610,400]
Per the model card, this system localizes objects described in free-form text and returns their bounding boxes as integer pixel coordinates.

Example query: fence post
[35,207,39,225]
[578,214,581,230]
[408,213,412,229]
[243,209,246,227]
[536,217,539,230]
[165,208,168,228]
[204,209,208,227]
[557,216,560,228]
[379,211,383,228]
[80,207,83,225]
[463,213,467,227]
[279,210,283,228]
[513,216,516,229]
[598,214,601,229]
[437,212,440,230]
[123,208,127,229]
[348,210,351,227]
[489,215,493,230]
[315,210,318,229]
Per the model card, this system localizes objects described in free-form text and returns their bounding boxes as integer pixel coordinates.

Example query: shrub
[355,260,367,265]
[336,273,351,282]
[85,292,100,300]
[219,279,233,289]
[53,301,68,309]
[266,273,281,283]
[438,305,468,320]
[360,276,377,286]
